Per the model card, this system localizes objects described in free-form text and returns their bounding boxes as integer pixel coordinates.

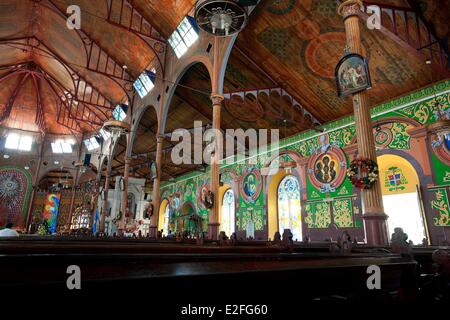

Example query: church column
[208,35,224,241]
[99,169,110,233]
[208,94,223,240]
[338,0,389,245]
[89,172,102,229]
[119,134,131,232]
[149,134,164,238]
[67,168,80,232]
[25,135,44,232]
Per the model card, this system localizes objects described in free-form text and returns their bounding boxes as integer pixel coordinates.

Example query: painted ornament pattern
[0,170,28,226]
[332,199,353,227]
[431,189,450,226]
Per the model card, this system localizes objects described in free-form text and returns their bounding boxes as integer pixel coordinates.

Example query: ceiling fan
[195,0,257,37]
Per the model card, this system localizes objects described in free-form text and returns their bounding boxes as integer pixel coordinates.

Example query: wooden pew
[0,237,418,301]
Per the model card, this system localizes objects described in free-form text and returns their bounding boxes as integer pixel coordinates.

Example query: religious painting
[240,169,262,203]
[430,132,450,167]
[307,146,347,193]
[43,193,61,234]
[197,183,211,210]
[335,53,371,97]
[172,191,181,210]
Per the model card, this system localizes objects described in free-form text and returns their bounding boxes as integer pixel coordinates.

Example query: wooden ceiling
[120,0,449,181]
[233,0,448,123]
[0,0,159,134]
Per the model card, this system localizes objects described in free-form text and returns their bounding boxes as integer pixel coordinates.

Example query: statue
[338,231,352,253]
[390,227,412,255]
[246,217,255,239]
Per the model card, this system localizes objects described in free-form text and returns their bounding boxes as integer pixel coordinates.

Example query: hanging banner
[92,208,99,233]
[43,193,61,234]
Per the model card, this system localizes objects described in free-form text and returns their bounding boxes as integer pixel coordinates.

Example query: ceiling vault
[43,0,135,89]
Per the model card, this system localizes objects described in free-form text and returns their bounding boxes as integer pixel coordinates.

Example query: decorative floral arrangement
[37,220,51,235]
[347,158,379,189]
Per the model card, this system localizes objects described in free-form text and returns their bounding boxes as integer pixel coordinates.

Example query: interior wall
[160,81,450,244]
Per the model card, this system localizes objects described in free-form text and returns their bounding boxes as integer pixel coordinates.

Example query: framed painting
[335,53,371,97]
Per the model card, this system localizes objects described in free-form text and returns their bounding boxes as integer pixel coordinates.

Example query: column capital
[156,134,165,143]
[337,0,362,20]
[210,94,224,105]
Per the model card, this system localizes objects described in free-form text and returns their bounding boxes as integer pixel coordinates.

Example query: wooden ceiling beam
[1,36,119,109]
[355,0,449,76]
[43,0,135,83]
[0,72,30,122]
[233,45,323,124]
[106,0,166,73]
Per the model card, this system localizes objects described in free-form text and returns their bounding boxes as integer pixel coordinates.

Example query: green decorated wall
[160,80,450,244]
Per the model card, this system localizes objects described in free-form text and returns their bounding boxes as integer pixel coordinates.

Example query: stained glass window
[221,189,235,237]
[277,175,302,241]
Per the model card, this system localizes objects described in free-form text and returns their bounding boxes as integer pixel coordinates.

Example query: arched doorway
[130,105,159,180]
[267,168,302,240]
[176,201,200,236]
[158,198,170,236]
[378,154,427,244]
[220,188,235,236]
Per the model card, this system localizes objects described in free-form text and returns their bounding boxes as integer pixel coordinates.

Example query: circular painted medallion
[307,146,347,193]
[305,32,347,79]
[374,126,394,148]
[240,169,262,203]
[267,0,296,15]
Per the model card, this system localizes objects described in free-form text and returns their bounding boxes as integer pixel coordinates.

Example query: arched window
[277,175,302,240]
[378,154,427,244]
[221,189,235,236]
[163,204,170,236]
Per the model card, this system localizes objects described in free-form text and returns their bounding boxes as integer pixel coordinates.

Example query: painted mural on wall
[240,168,262,203]
[307,138,347,194]
[429,130,450,186]
[0,166,32,228]
[160,81,450,240]
[430,188,450,226]
[374,122,412,150]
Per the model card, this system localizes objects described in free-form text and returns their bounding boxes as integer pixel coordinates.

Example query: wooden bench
[0,237,419,301]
